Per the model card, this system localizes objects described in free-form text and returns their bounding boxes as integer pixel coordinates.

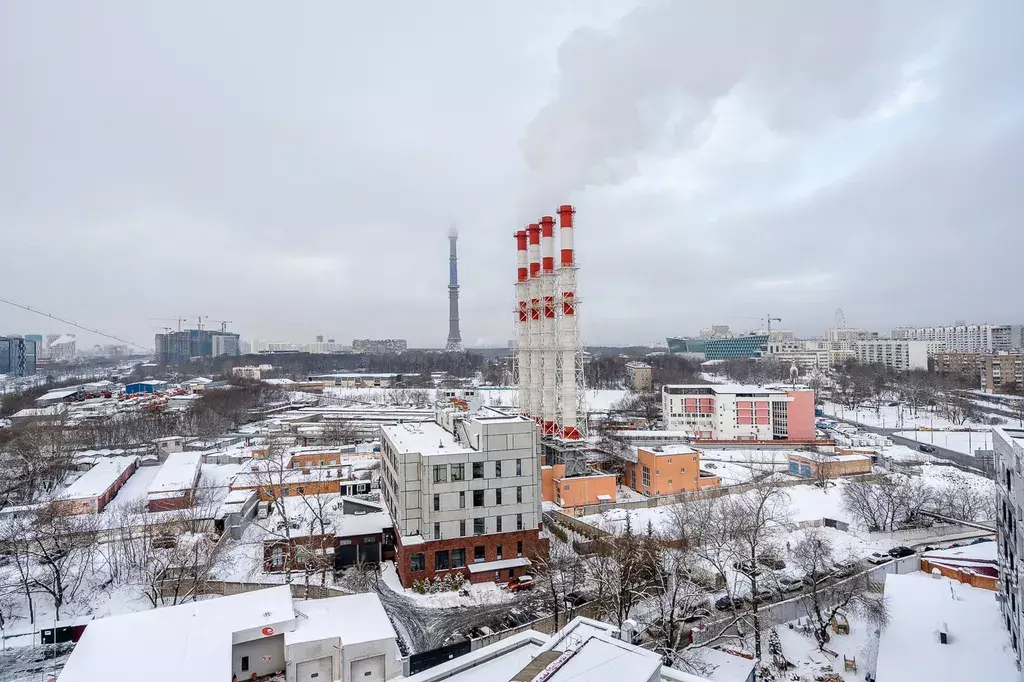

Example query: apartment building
[662,384,815,441]
[764,341,830,372]
[379,403,546,587]
[890,323,1023,353]
[853,339,938,371]
[625,362,652,390]
[994,427,1024,668]
[933,351,1024,392]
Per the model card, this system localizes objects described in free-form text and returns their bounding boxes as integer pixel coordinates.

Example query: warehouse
[146,452,203,512]
[57,456,140,515]
[125,380,168,395]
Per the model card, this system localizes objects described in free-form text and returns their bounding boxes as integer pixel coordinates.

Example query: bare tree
[318,419,356,447]
[933,469,992,522]
[594,514,658,626]
[24,503,100,620]
[725,471,791,659]
[532,539,585,631]
[0,515,37,624]
[791,529,888,648]
[647,540,711,657]
[842,475,935,532]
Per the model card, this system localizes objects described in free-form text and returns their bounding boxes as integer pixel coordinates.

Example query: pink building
[57,456,140,515]
[663,385,816,442]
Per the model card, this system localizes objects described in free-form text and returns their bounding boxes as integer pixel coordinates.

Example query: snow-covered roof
[61,456,138,500]
[400,630,547,682]
[665,383,789,396]
[687,648,757,682]
[381,421,474,457]
[876,572,1017,682]
[547,633,663,681]
[286,593,395,646]
[58,586,295,682]
[922,541,997,563]
[640,444,698,456]
[466,557,531,574]
[147,452,203,496]
[36,388,79,402]
[12,404,67,418]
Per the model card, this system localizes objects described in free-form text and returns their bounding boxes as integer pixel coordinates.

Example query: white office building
[854,339,938,371]
[379,402,545,587]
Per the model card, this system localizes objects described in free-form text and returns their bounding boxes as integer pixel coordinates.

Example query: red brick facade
[146,489,197,513]
[394,527,549,588]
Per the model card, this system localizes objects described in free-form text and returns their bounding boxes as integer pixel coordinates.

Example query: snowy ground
[378,561,514,609]
[892,429,993,455]
[774,612,881,681]
[323,386,630,412]
[822,401,1000,430]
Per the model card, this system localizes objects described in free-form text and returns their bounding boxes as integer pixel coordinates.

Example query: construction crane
[214,320,233,333]
[196,315,208,331]
[764,314,782,333]
[147,317,188,331]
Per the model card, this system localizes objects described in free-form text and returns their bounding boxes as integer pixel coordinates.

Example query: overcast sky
[2,1,1022,351]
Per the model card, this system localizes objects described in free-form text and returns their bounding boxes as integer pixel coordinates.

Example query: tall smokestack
[445,227,464,352]
[515,229,529,413]
[527,223,542,420]
[540,215,557,436]
[557,205,580,439]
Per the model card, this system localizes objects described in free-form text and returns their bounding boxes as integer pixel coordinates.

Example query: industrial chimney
[445,227,464,352]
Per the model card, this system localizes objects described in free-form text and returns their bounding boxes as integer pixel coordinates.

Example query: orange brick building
[624,445,719,497]
[541,464,617,508]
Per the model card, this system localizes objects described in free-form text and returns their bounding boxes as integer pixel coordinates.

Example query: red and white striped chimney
[557,204,580,439]
[515,229,529,415]
[540,215,557,436]
[526,223,543,420]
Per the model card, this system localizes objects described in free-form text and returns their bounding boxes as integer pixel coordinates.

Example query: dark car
[919,444,936,453]
[745,587,775,604]
[715,595,745,611]
[565,591,594,607]
[732,559,762,576]
[683,606,713,623]
[758,553,786,570]
[888,546,916,558]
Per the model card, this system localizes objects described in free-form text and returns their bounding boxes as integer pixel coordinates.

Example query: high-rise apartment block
[853,339,937,371]
[662,384,815,441]
[0,337,37,376]
[994,427,1024,666]
[380,402,546,588]
[155,329,240,365]
[891,323,1024,353]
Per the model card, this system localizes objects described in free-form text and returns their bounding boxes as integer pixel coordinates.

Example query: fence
[470,599,606,651]
[159,579,351,601]
[864,524,991,546]
[692,554,921,646]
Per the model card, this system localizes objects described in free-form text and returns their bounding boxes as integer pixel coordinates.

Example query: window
[241,656,250,672]
[434,522,440,539]
[459,491,465,508]
[516,486,522,503]
[496,516,503,532]
[495,460,502,477]
[433,494,440,512]
[642,465,651,488]
[296,487,304,495]
[472,462,484,479]
[474,546,486,563]
[496,544,503,560]
[516,513,523,530]
[517,540,523,557]
[496,488,502,505]
[509,568,515,578]
[451,463,465,481]
[411,553,425,572]
[473,489,485,507]
[460,520,466,536]
[474,517,485,535]
[433,465,448,483]
[271,546,284,568]
[451,548,466,568]
[435,550,449,570]
[516,459,522,476]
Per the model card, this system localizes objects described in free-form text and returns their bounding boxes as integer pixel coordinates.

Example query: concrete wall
[233,633,285,679]
[785,390,816,440]
[553,472,617,507]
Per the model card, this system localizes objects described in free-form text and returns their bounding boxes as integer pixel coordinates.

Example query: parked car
[758,553,786,570]
[732,559,762,576]
[970,538,994,545]
[867,552,892,565]
[777,577,803,593]
[888,546,916,559]
[683,606,713,623]
[831,561,856,578]
[919,444,936,453]
[565,590,594,607]
[802,571,831,587]
[507,575,535,592]
[715,595,745,611]
[744,587,775,604]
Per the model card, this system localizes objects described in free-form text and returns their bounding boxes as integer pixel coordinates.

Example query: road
[823,413,990,472]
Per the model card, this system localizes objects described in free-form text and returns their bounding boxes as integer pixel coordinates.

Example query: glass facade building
[0,337,37,376]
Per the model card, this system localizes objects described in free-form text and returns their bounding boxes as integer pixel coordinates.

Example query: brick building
[146,452,203,512]
[933,351,1024,393]
[57,456,140,515]
[380,403,546,588]
[624,445,720,497]
[786,452,871,479]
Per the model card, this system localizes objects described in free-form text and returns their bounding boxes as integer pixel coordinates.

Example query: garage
[351,654,385,680]
[296,656,333,681]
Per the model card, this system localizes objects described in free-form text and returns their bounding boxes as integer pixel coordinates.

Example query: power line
[0,296,154,352]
